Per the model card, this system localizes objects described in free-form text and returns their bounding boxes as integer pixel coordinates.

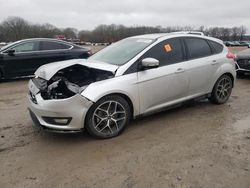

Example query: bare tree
[1,17,30,41]
[63,28,78,39]
[0,16,248,43]
[239,26,247,41]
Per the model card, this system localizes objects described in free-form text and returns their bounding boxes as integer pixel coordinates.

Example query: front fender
[81,74,140,117]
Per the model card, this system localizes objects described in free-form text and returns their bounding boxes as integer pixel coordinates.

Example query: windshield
[89,38,154,65]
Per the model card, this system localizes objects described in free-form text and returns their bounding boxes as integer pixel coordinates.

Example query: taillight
[226,52,236,60]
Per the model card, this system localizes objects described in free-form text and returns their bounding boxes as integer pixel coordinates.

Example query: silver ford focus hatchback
[28,32,236,138]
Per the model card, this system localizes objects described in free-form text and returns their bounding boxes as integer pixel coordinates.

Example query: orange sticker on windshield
[164,44,172,52]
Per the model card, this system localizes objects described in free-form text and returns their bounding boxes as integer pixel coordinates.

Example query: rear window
[185,38,212,59]
[208,40,223,54]
[41,41,71,51]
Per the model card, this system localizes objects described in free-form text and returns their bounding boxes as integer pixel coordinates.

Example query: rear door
[183,37,218,96]
[38,41,74,66]
[137,38,189,114]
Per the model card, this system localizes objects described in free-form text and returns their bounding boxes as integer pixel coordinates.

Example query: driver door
[3,41,40,77]
[137,38,189,114]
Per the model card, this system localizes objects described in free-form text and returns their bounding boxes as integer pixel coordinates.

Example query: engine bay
[33,64,114,100]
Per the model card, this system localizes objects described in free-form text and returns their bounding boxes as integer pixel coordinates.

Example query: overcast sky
[0,0,250,33]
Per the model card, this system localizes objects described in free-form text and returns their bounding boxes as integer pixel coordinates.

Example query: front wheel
[209,75,233,104]
[85,95,131,139]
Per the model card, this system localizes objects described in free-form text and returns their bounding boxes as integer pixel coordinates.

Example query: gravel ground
[0,46,250,188]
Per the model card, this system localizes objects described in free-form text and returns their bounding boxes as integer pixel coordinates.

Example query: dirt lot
[0,45,250,188]
[0,76,249,188]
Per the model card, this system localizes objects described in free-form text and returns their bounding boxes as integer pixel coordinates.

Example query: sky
[0,0,250,33]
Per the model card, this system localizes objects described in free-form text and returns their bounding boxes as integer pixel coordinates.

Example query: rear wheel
[85,95,131,139]
[209,75,233,104]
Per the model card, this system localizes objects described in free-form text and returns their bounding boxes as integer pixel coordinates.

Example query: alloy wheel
[92,101,126,135]
[216,76,232,102]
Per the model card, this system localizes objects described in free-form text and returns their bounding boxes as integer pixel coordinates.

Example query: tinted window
[11,42,39,52]
[208,40,223,54]
[185,38,212,59]
[142,38,184,67]
[41,41,71,51]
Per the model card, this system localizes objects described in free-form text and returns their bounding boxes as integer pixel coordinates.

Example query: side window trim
[180,37,188,61]
[207,39,216,54]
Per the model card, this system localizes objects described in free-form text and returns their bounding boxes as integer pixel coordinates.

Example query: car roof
[130,33,172,39]
[0,38,79,52]
[16,38,71,43]
[130,32,223,44]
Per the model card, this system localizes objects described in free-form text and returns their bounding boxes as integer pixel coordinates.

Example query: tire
[85,95,131,139]
[209,75,233,104]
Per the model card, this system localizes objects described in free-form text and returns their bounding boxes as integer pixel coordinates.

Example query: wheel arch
[209,72,234,104]
[109,93,134,119]
[89,93,135,119]
[209,70,236,93]
[223,72,235,88]
[84,92,134,138]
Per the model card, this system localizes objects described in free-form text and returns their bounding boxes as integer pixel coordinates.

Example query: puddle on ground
[233,115,250,133]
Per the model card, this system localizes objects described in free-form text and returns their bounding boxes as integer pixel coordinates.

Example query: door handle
[175,68,185,74]
[211,60,218,65]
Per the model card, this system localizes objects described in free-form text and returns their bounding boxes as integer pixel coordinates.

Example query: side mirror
[141,58,159,69]
[5,49,15,55]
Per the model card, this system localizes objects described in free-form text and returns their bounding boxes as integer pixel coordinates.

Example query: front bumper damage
[27,59,117,133]
[28,80,93,132]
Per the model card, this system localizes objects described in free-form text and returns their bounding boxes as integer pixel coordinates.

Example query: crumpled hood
[35,59,119,80]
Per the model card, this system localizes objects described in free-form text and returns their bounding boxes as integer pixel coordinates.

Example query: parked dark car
[224,41,234,47]
[0,38,91,79]
[224,41,250,47]
[239,41,250,48]
[235,48,250,76]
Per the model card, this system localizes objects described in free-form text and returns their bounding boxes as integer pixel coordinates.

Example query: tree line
[0,16,247,43]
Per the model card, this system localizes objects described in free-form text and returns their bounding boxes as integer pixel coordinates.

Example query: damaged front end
[32,64,115,100]
[28,60,118,132]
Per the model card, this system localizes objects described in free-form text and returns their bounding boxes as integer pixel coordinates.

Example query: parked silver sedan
[28,32,236,138]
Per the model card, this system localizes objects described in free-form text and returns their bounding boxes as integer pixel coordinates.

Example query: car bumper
[27,85,93,132]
